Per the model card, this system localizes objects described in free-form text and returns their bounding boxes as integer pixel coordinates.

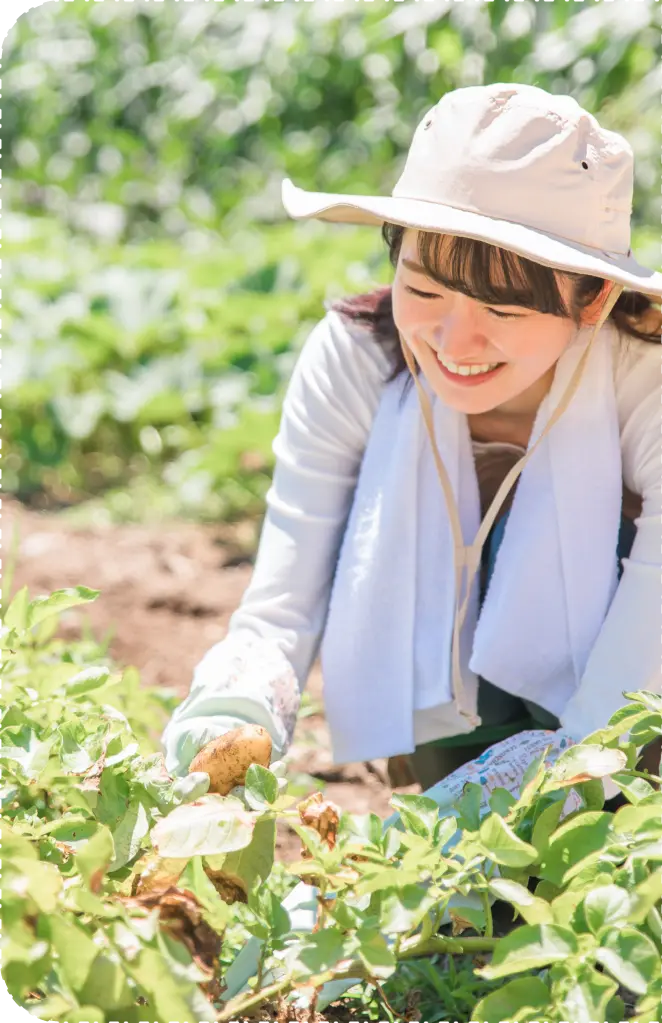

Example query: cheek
[496,321,573,366]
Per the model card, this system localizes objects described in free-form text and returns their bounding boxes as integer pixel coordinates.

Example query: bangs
[416,231,571,317]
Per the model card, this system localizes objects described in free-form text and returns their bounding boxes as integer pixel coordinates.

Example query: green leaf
[97,767,131,827]
[77,952,134,1010]
[97,1006,161,1023]
[542,744,627,790]
[560,965,617,1019]
[125,944,216,1020]
[629,868,662,923]
[1,933,51,999]
[1,820,37,860]
[646,905,662,943]
[625,689,662,715]
[295,927,347,975]
[515,746,550,807]
[477,923,578,979]
[478,813,538,867]
[70,887,125,919]
[205,816,276,893]
[49,915,100,992]
[355,865,422,895]
[538,812,612,886]
[64,665,113,697]
[629,712,662,747]
[75,824,115,891]
[472,976,551,1018]
[8,857,63,913]
[583,884,632,935]
[38,815,97,848]
[356,926,397,980]
[489,878,553,925]
[171,770,210,805]
[628,840,662,862]
[489,787,517,818]
[151,794,256,858]
[343,811,383,848]
[613,802,662,838]
[454,782,483,831]
[1,626,21,651]
[433,813,458,851]
[247,885,291,941]
[584,704,654,745]
[379,884,436,933]
[610,772,655,805]
[0,732,57,783]
[530,797,565,856]
[109,799,150,871]
[390,792,441,837]
[59,1007,106,1023]
[26,586,100,630]
[550,887,586,927]
[57,719,105,773]
[382,826,402,859]
[25,995,73,1020]
[595,926,660,994]
[573,777,606,811]
[178,856,231,933]
[244,762,278,809]
[4,585,30,633]
[636,980,662,1019]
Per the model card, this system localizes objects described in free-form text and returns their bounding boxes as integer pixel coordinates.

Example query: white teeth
[436,354,501,376]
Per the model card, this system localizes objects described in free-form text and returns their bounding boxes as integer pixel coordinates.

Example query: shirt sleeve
[161,308,390,771]
[560,336,662,741]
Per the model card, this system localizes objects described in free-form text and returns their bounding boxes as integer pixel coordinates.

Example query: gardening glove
[220,728,584,1012]
[160,633,301,777]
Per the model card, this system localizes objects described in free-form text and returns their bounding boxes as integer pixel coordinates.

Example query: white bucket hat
[282,81,662,300]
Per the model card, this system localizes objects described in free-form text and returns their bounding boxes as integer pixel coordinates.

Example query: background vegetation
[6,0,660,528]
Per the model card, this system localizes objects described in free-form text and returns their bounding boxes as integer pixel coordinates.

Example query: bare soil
[5,496,419,863]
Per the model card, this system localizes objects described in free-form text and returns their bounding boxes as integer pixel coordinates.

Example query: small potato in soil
[189,724,272,795]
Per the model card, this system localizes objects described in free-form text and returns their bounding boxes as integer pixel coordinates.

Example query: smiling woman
[164,82,662,807]
[332,226,660,425]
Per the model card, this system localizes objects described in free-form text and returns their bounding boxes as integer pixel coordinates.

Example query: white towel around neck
[320,321,623,765]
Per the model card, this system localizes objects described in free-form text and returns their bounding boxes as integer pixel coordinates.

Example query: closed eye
[488,309,525,320]
[404,285,441,300]
[403,284,527,315]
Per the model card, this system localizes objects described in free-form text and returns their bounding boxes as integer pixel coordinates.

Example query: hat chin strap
[399,283,624,725]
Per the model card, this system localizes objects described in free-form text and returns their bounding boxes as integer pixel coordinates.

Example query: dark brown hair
[328,224,661,404]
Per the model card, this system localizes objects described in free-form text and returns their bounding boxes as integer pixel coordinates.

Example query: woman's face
[392,229,599,417]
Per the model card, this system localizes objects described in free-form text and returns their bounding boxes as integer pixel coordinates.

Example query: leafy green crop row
[5,211,386,522]
[3,584,661,1022]
[6,0,660,524]
[5,1,658,242]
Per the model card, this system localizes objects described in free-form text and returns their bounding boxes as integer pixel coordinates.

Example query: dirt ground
[5,496,419,861]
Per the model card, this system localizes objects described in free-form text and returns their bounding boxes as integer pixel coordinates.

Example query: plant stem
[217,974,295,1021]
[215,932,498,1021]
[400,932,498,959]
[619,768,662,785]
[480,890,493,938]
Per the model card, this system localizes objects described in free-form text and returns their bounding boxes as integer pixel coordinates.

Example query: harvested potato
[189,723,272,795]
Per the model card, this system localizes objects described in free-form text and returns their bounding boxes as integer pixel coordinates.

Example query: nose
[419,304,488,361]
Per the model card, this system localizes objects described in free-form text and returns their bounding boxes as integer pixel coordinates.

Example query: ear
[580,280,617,326]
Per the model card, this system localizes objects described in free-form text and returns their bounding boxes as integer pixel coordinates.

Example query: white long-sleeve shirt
[162,308,661,773]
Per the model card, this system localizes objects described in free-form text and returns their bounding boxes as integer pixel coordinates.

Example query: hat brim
[282,178,662,301]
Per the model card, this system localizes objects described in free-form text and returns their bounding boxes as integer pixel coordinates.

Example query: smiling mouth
[437,356,505,380]
[432,349,506,378]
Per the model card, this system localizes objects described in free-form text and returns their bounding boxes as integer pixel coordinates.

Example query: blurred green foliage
[5,0,660,525]
[6,210,383,523]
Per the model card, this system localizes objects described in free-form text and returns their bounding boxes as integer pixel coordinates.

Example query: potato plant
[2,584,661,1022]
